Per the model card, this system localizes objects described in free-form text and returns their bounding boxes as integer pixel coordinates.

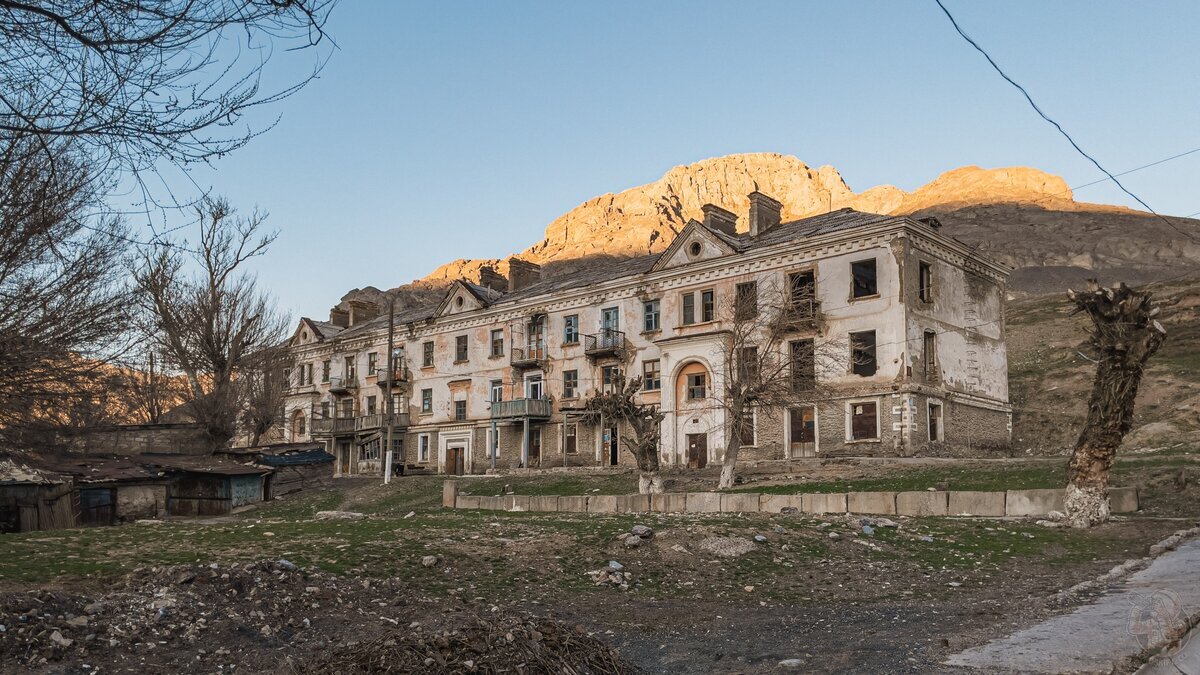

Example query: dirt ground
[1,457,1197,674]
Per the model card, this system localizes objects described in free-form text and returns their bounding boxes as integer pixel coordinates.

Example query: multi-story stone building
[282,192,1011,476]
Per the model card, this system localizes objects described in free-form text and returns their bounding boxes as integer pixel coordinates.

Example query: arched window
[675,361,710,404]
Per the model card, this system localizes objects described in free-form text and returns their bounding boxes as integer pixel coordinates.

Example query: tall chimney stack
[701,204,738,236]
[748,191,783,237]
[478,265,508,292]
[506,257,542,293]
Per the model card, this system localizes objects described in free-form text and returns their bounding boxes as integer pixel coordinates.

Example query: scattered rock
[66,616,88,628]
[779,507,799,515]
[608,561,624,571]
[630,524,654,539]
[315,511,366,520]
[828,532,841,540]
[753,534,768,543]
[276,559,298,572]
[50,630,72,647]
[420,556,441,568]
[698,536,757,558]
[779,658,807,668]
[862,525,875,536]
[623,535,642,549]
[861,517,899,528]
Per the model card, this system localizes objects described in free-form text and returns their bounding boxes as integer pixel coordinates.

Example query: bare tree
[0,133,131,449]
[1,0,336,178]
[134,197,288,451]
[240,345,293,447]
[580,376,666,494]
[713,278,846,489]
[1063,280,1166,528]
[115,348,189,424]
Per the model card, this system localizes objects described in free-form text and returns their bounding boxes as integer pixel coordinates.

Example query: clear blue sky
[178,1,1200,320]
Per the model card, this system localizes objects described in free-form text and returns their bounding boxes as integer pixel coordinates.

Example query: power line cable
[933,0,1199,243]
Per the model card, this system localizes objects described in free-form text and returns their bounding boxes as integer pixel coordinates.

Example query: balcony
[355,412,411,431]
[510,344,546,369]
[780,300,822,331]
[328,376,358,395]
[490,398,552,421]
[374,363,409,388]
[312,416,356,436]
[584,328,624,357]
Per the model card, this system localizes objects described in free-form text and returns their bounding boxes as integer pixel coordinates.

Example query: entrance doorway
[529,429,542,465]
[789,406,817,457]
[338,442,352,475]
[604,426,618,465]
[446,445,466,476]
[687,433,708,468]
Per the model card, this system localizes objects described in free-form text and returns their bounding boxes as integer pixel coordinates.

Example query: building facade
[282,193,1011,476]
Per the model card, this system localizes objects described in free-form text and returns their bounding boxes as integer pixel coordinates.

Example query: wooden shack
[0,458,77,533]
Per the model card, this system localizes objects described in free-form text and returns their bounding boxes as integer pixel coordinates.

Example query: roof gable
[290,317,332,347]
[435,280,491,318]
[650,220,739,272]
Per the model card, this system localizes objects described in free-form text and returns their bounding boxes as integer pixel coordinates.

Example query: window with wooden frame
[421,341,434,367]
[420,388,432,414]
[367,352,378,372]
[923,330,937,380]
[418,434,431,463]
[643,299,660,332]
[454,335,468,362]
[564,423,578,454]
[601,365,622,394]
[928,401,943,442]
[848,400,879,441]
[490,329,504,357]
[918,261,933,302]
[686,372,707,400]
[562,370,578,398]
[642,360,661,391]
[790,339,816,391]
[321,360,330,382]
[563,314,579,344]
[454,400,467,421]
[365,395,377,415]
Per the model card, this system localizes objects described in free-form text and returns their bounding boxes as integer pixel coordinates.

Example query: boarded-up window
[850,330,877,377]
[850,401,878,441]
[851,259,878,298]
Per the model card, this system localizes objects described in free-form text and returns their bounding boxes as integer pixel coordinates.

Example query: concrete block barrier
[847,491,896,515]
[478,496,505,511]
[454,495,481,510]
[505,495,530,512]
[949,491,1006,517]
[686,492,722,513]
[618,494,652,513]
[896,491,949,516]
[760,494,803,513]
[721,493,762,513]
[1005,489,1064,517]
[587,495,618,514]
[1108,487,1139,513]
[529,495,559,512]
[651,493,687,513]
[801,492,847,515]
[558,495,588,512]
[442,481,459,508]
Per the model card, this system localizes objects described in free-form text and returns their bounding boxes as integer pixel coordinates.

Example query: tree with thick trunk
[1064,280,1166,528]
[580,376,665,494]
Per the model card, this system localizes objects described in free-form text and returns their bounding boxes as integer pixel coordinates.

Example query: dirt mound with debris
[0,560,632,674]
[296,615,635,674]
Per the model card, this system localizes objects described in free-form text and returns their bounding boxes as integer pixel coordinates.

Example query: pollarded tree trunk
[719,438,741,490]
[1064,281,1166,528]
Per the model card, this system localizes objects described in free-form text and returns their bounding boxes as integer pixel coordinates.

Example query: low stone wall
[443,482,1139,518]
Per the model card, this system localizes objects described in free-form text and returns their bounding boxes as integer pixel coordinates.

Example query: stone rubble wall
[442,482,1138,517]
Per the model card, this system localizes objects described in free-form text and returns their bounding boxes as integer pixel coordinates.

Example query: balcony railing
[490,398,552,420]
[355,412,411,431]
[374,362,409,388]
[584,328,623,356]
[312,416,356,435]
[511,344,546,368]
[328,375,358,394]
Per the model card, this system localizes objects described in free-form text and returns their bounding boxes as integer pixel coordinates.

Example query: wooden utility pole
[383,297,396,484]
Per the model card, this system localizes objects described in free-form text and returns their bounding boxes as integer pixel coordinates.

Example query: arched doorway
[673,359,714,469]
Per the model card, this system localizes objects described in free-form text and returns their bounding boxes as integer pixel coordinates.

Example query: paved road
[946,538,1200,673]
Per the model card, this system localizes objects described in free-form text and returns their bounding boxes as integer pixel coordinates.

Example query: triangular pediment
[436,280,488,317]
[650,220,739,272]
[290,318,328,347]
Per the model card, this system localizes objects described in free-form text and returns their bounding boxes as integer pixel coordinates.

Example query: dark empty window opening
[701,290,715,322]
[851,259,878,299]
[923,330,937,380]
[455,335,468,362]
[928,401,942,442]
[790,339,816,391]
[739,408,756,446]
[788,271,816,314]
[735,281,758,320]
[918,261,933,302]
[850,330,877,377]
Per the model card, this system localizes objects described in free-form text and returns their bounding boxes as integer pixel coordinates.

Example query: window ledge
[453,359,469,365]
[844,438,882,444]
[640,329,662,337]
[849,293,881,302]
[562,340,580,347]
[488,354,505,360]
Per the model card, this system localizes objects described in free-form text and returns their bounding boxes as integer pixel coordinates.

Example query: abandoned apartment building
[281,192,1011,477]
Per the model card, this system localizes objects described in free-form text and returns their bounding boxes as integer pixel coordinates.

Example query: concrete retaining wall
[447,483,1139,518]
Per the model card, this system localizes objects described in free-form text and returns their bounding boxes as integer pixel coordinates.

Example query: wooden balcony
[490,398,552,421]
[355,412,411,431]
[510,345,546,369]
[583,328,623,357]
[374,363,409,388]
[328,376,358,395]
[313,416,356,436]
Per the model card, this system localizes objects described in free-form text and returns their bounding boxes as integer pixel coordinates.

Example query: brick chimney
[329,308,350,328]
[478,265,508,292]
[701,204,738,236]
[748,191,783,237]
[507,257,542,293]
[348,300,380,326]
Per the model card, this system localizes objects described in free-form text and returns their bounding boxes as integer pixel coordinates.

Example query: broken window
[928,401,943,442]
[701,289,715,322]
[490,329,504,357]
[422,341,434,367]
[455,335,468,362]
[787,270,816,316]
[321,360,330,382]
[851,259,878,299]
[686,372,707,400]
[790,339,816,391]
[918,261,933,302]
[339,398,354,418]
[643,299,660,332]
[850,330,877,377]
[849,401,879,441]
[642,359,661,391]
[418,434,431,463]
[368,352,378,373]
[735,281,758,320]
[739,407,756,446]
[601,366,622,394]
[562,370,578,398]
[366,395,377,415]
[343,356,356,380]
[923,330,937,380]
[563,314,579,344]
[564,423,578,453]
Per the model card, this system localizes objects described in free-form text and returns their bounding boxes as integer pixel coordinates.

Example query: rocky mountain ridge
[337,153,1200,311]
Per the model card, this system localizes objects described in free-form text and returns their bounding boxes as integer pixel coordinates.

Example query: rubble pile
[294,615,636,674]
